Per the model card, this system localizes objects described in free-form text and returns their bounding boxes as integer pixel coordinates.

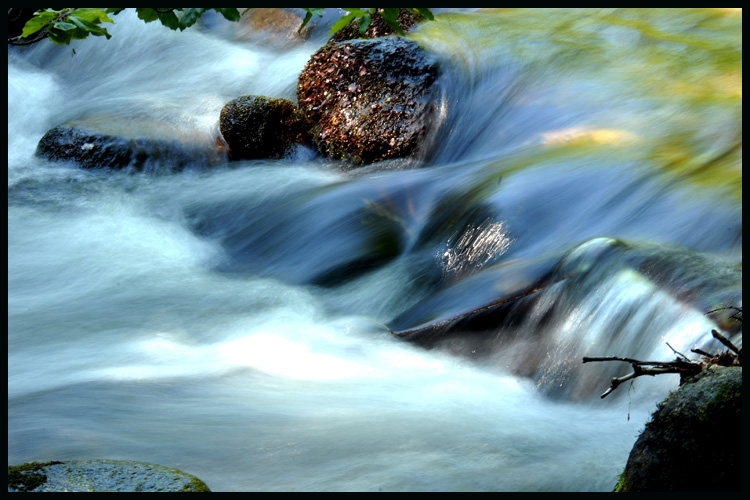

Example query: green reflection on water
[412,8,742,200]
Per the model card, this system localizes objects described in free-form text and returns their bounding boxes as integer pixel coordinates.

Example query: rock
[219,94,312,160]
[297,37,440,165]
[7,459,211,492]
[616,365,742,492]
[328,9,422,43]
[36,115,226,171]
[235,8,311,48]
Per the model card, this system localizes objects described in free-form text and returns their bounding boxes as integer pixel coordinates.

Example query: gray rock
[36,115,226,171]
[8,459,211,492]
[616,365,742,492]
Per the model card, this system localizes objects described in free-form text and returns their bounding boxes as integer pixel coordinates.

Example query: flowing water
[8,9,742,491]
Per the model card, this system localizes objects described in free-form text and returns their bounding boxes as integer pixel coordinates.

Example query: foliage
[300,8,433,36]
[11,8,434,46]
[13,8,244,45]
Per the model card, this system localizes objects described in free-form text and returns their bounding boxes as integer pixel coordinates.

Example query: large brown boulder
[296,37,440,165]
[616,365,742,492]
[219,95,312,160]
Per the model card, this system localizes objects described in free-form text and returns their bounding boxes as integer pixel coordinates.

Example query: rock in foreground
[616,365,742,492]
[297,37,440,165]
[8,459,211,492]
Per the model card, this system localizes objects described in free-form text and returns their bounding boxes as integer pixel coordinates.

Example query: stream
[8,8,742,491]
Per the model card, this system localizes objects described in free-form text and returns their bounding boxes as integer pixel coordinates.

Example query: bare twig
[690,347,713,358]
[582,354,703,398]
[705,306,742,324]
[665,342,689,360]
[711,329,741,355]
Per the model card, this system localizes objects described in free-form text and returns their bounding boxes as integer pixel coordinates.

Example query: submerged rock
[235,8,311,48]
[219,94,312,160]
[36,116,225,172]
[616,365,742,492]
[297,37,440,165]
[7,459,211,492]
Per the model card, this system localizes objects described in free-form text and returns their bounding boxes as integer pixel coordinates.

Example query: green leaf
[179,8,207,29]
[20,10,59,38]
[358,13,371,34]
[46,28,73,45]
[382,8,400,20]
[157,10,181,30]
[329,13,356,34]
[414,8,434,21]
[53,21,77,31]
[299,11,313,34]
[68,15,112,39]
[299,8,324,34]
[379,9,405,36]
[215,8,241,22]
[71,8,114,24]
[136,8,160,23]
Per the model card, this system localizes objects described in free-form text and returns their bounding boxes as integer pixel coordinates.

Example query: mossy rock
[8,459,211,492]
[616,365,742,492]
[219,94,312,160]
[36,115,226,172]
[297,37,440,165]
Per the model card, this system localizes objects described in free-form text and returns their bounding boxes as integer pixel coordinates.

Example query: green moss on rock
[7,459,211,492]
[8,461,63,492]
[616,365,742,492]
[219,94,312,160]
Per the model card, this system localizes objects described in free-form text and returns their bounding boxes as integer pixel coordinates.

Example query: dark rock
[8,459,211,492]
[616,365,742,492]
[219,94,312,160]
[36,115,226,171]
[328,9,422,43]
[297,37,440,165]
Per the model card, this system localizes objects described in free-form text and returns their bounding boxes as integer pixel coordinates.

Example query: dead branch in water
[583,328,742,399]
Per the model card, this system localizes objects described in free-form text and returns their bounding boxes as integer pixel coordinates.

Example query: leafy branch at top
[9,8,244,46]
[9,8,434,46]
[300,8,434,36]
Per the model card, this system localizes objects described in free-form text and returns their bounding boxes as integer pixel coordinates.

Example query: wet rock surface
[219,94,312,160]
[36,116,225,171]
[617,365,742,492]
[297,37,440,165]
[8,459,211,492]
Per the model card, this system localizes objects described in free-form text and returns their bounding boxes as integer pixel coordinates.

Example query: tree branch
[582,355,704,399]
[711,329,741,355]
